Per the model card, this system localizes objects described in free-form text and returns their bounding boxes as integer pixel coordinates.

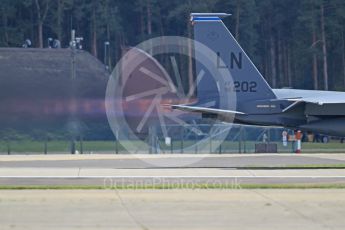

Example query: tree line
[1,0,345,91]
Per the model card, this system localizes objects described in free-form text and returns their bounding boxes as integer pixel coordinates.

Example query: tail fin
[191,13,276,109]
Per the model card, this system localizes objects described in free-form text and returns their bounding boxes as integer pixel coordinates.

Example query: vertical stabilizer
[191,13,276,108]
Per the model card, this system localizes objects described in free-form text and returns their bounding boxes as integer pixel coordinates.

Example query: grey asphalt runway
[1,154,345,186]
[1,177,345,187]
[1,189,345,230]
[1,154,345,168]
[1,155,345,230]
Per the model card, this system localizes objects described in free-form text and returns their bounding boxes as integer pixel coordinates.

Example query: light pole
[69,30,84,154]
[104,41,110,70]
[70,30,76,80]
[70,30,83,80]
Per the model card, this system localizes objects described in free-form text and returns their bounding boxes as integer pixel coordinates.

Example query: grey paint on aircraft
[172,13,345,137]
[193,13,276,111]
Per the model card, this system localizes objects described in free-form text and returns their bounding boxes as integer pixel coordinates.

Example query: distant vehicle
[172,13,345,137]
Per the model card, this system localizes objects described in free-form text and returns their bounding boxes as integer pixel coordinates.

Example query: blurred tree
[54,0,73,42]
[0,0,345,90]
[33,0,52,48]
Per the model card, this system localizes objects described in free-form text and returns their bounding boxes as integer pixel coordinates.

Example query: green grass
[0,140,69,153]
[0,140,147,153]
[0,140,344,154]
[239,164,345,169]
[0,184,345,190]
[300,142,345,152]
[240,184,345,189]
[160,140,345,153]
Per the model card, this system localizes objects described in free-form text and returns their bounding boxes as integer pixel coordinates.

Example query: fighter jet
[172,13,345,137]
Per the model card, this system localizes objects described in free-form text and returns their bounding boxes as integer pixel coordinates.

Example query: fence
[0,124,344,154]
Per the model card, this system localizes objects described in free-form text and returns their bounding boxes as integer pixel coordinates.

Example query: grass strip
[1,183,345,190]
[240,164,345,169]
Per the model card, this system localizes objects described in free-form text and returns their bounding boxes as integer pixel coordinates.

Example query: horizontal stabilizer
[171,104,245,116]
[273,89,345,105]
[286,97,345,105]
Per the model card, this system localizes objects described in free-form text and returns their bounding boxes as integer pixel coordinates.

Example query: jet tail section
[191,13,276,110]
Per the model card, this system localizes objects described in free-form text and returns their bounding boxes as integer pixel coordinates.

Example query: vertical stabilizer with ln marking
[191,13,276,109]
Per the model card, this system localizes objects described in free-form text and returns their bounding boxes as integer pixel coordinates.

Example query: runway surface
[1,154,345,186]
[1,154,345,168]
[1,189,345,230]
